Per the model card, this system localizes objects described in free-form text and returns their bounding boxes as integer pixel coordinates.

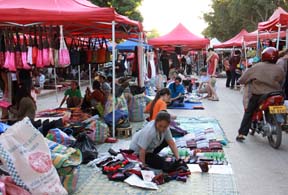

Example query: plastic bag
[46,128,76,147]
[0,118,67,195]
[46,139,81,194]
[73,132,98,164]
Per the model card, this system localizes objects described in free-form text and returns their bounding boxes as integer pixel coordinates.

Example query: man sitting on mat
[168,76,185,107]
[129,111,180,171]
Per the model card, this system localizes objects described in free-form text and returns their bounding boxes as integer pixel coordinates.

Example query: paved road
[37,79,288,195]
[167,79,288,195]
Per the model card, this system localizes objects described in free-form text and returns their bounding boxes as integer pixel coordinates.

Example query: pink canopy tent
[214,29,248,48]
[0,0,142,38]
[243,30,286,42]
[258,7,288,31]
[148,23,210,49]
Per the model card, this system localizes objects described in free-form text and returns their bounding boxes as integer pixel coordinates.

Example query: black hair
[200,67,207,72]
[235,50,241,55]
[155,111,171,124]
[92,80,101,90]
[173,76,182,92]
[149,88,171,119]
[16,85,36,109]
[71,80,80,90]
[208,48,214,52]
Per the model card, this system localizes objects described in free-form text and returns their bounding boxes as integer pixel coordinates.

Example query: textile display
[0,118,67,195]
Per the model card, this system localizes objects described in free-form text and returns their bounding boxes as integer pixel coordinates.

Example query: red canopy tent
[148,23,210,49]
[243,30,286,42]
[0,0,142,38]
[258,7,288,31]
[214,29,248,48]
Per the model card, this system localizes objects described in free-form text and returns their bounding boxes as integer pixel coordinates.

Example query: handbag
[91,42,97,63]
[27,34,33,65]
[69,38,80,66]
[86,38,93,64]
[0,32,5,69]
[42,27,50,67]
[15,31,23,69]
[58,25,70,68]
[79,40,87,65]
[21,35,31,70]
[48,26,55,66]
[96,37,106,64]
[36,26,44,68]
[32,26,38,65]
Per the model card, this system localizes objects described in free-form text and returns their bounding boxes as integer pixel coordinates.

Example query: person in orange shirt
[145,88,176,121]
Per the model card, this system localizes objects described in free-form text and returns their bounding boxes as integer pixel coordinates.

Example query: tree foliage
[203,0,288,41]
[90,0,143,22]
[146,28,160,39]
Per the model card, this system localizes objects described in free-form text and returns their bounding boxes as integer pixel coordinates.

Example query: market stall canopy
[243,30,286,42]
[0,0,142,38]
[210,38,221,47]
[116,39,152,51]
[258,7,288,31]
[148,23,210,49]
[214,29,248,48]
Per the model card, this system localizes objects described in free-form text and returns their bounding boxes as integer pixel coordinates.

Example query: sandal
[236,135,245,142]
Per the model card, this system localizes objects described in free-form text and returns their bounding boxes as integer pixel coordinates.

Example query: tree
[203,0,288,41]
[90,0,143,22]
[146,28,160,39]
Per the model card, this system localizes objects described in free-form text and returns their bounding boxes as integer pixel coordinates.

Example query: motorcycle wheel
[267,114,282,149]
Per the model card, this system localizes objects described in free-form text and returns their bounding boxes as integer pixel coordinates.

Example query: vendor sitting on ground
[145,88,176,121]
[82,80,106,115]
[9,84,36,121]
[168,76,185,106]
[59,81,82,108]
[129,111,180,171]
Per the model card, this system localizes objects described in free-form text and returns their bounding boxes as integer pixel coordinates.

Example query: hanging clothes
[149,52,156,78]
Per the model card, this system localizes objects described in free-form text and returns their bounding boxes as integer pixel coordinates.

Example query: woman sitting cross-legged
[129,111,183,172]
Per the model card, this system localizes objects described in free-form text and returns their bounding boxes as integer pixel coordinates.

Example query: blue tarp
[116,39,152,51]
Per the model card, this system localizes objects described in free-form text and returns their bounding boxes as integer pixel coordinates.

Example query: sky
[139,0,212,37]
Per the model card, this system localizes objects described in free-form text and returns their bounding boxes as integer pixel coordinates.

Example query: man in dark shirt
[160,51,170,79]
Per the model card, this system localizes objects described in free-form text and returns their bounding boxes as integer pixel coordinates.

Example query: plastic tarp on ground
[258,7,288,31]
[0,0,142,38]
[116,39,152,51]
[148,23,210,49]
[243,30,287,42]
[214,29,248,48]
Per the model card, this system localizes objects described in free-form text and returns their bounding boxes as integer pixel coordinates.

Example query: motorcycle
[250,91,287,149]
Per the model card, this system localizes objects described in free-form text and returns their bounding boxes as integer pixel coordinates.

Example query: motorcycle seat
[258,91,284,104]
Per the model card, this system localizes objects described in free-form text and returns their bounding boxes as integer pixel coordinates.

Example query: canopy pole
[89,64,92,88]
[286,29,288,49]
[112,21,116,138]
[243,42,248,69]
[54,68,58,102]
[256,31,260,57]
[276,24,281,50]
[78,65,81,90]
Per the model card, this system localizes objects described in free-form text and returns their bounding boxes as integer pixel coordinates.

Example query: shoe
[108,148,118,156]
[236,135,245,142]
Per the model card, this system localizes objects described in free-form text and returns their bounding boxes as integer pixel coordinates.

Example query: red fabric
[208,53,219,75]
[243,30,286,42]
[148,23,210,49]
[258,7,288,31]
[0,0,141,36]
[214,29,248,48]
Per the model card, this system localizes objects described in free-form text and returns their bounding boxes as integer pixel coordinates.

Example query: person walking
[160,51,170,79]
[206,48,219,101]
[229,50,241,89]
[223,55,231,88]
